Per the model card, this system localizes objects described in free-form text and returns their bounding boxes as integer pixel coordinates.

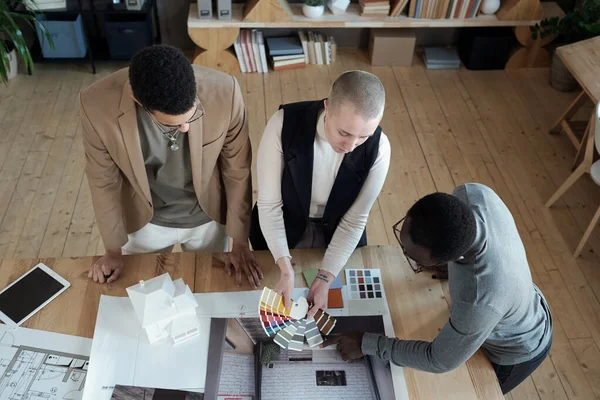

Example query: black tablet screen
[0,267,66,324]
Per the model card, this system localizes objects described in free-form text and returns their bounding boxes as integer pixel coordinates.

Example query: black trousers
[491,340,552,394]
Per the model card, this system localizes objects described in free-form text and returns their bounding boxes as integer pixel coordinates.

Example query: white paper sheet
[83,296,211,400]
[0,325,92,400]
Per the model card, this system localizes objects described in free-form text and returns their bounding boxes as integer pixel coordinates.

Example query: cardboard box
[369,29,416,66]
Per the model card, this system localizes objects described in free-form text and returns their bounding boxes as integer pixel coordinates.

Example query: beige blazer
[80,66,252,250]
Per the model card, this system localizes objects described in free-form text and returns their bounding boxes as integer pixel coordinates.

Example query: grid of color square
[345,269,383,300]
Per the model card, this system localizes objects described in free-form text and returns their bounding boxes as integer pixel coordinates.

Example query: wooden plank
[295,65,317,102]
[86,222,103,257]
[531,358,569,400]
[37,132,86,258]
[570,338,600,398]
[263,71,282,120]
[548,316,597,400]
[279,68,301,105]
[508,377,541,400]
[62,176,95,257]
[0,151,48,259]
[12,70,89,259]
[0,73,37,170]
[366,66,431,245]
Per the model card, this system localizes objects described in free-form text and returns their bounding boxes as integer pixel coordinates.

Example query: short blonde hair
[328,70,385,120]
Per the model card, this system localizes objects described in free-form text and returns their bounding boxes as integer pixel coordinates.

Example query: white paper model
[126,273,201,345]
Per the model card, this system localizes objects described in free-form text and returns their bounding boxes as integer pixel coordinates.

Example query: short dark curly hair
[406,192,477,262]
[129,45,196,115]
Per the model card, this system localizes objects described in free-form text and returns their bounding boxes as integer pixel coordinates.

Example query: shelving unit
[187,0,562,73]
[22,0,161,74]
[188,2,560,28]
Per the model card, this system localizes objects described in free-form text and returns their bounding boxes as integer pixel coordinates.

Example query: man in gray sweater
[324,183,553,394]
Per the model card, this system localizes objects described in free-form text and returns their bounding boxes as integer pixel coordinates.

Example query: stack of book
[359,0,391,15]
[265,35,306,71]
[423,47,461,69]
[233,29,268,73]
[405,0,483,19]
[298,31,337,65]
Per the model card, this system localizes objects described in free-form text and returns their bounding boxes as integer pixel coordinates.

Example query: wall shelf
[188,2,560,29]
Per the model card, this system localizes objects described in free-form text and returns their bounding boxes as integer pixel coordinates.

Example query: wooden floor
[2,51,600,399]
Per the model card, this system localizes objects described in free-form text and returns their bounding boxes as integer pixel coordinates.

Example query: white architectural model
[126,273,201,345]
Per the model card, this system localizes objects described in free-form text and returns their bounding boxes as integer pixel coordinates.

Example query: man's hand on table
[225,240,264,289]
[322,332,366,361]
[89,249,123,283]
[307,269,334,319]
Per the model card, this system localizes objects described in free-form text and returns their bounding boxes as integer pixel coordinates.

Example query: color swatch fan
[259,287,336,351]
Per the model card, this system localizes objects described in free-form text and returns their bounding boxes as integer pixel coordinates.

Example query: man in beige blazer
[80,45,262,287]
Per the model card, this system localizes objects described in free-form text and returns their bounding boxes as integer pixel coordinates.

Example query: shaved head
[327,70,385,120]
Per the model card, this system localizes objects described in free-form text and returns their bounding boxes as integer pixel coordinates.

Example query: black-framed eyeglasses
[393,218,447,274]
[143,99,204,135]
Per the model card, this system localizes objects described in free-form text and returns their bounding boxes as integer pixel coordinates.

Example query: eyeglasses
[143,99,204,135]
[393,217,448,274]
[393,218,423,273]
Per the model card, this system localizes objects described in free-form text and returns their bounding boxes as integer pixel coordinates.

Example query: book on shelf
[258,31,269,73]
[252,30,262,73]
[359,0,391,14]
[298,31,310,64]
[406,0,483,19]
[233,36,246,73]
[423,47,460,69]
[287,31,338,66]
[266,33,307,71]
[265,36,304,56]
[235,31,337,71]
[234,29,269,73]
[330,36,337,63]
[390,0,411,17]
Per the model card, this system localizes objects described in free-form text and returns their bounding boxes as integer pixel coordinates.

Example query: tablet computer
[0,263,70,327]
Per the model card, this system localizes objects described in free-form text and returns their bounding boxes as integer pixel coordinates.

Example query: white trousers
[122,221,229,255]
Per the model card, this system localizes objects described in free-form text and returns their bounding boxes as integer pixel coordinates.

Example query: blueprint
[0,326,92,400]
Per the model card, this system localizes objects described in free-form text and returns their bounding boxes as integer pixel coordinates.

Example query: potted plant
[303,0,326,18]
[531,0,600,91]
[1,0,53,84]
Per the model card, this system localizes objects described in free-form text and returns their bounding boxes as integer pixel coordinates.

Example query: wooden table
[551,37,600,158]
[0,246,503,400]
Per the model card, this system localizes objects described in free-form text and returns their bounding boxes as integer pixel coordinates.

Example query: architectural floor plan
[0,329,91,400]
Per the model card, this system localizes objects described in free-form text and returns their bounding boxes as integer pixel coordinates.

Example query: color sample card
[304,318,323,348]
[327,288,344,309]
[313,309,336,336]
[260,310,293,336]
[274,321,299,349]
[258,287,337,352]
[302,268,319,286]
[288,320,307,351]
[259,287,288,316]
[303,268,342,289]
[345,269,384,300]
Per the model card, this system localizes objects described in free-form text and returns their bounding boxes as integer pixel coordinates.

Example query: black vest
[249,100,382,251]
